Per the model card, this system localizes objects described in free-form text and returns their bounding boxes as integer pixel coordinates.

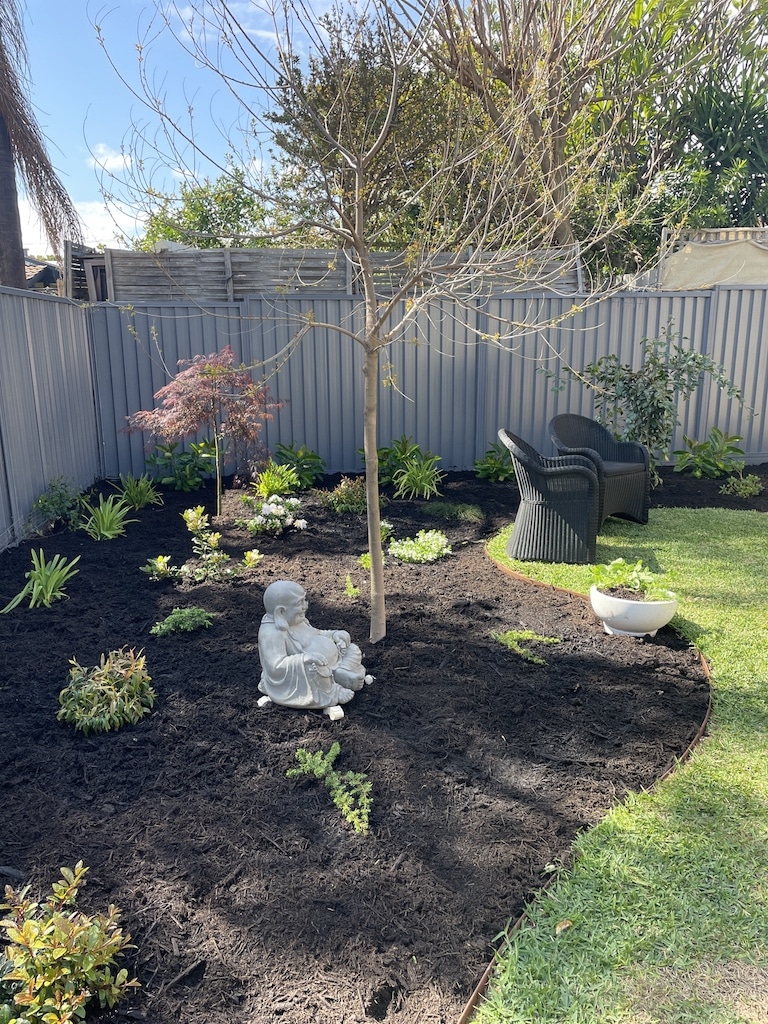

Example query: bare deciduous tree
[0,0,82,287]
[94,0,759,640]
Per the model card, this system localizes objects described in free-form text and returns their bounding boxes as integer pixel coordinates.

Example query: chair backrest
[497,429,544,469]
[550,414,614,458]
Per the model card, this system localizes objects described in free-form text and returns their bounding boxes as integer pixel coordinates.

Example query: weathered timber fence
[0,283,766,550]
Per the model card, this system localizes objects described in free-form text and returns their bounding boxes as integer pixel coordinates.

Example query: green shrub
[145,440,216,491]
[0,550,80,614]
[79,494,137,540]
[673,427,745,479]
[252,459,300,497]
[360,435,421,486]
[287,742,372,834]
[0,862,138,1024]
[543,323,746,481]
[392,452,444,500]
[322,475,369,515]
[150,606,213,636]
[58,648,156,735]
[274,442,326,488]
[112,473,163,510]
[474,441,516,482]
[32,478,82,531]
[719,469,764,497]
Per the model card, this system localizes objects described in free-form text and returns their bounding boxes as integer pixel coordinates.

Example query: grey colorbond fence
[1,284,766,551]
[0,287,101,551]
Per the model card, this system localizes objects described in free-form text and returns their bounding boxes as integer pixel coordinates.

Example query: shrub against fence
[1,283,766,551]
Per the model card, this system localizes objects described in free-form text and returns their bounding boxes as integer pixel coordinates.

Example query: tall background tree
[96,0,764,639]
[0,0,82,287]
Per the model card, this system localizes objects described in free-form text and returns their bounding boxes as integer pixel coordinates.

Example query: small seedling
[150,606,213,636]
[389,529,452,563]
[0,862,138,1023]
[493,629,561,665]
[287,742,372,834]
[141,554,181,580]
[1,550,80,613]
[58,647,156,735]
[344,574,361,599]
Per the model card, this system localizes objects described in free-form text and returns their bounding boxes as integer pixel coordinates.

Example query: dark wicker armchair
[549,414,650,526]
[497,429,600,564]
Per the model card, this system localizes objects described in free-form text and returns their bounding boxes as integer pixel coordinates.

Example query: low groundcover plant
[388,529,452,563]
[236,494,307,536]
[150,606,213,636]
[287,742,372,835]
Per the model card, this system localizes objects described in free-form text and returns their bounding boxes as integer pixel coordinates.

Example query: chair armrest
[609,439,650,466]
[548,443,606,482]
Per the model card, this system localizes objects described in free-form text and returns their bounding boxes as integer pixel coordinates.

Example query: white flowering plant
[388,529,452,564]
[236,494,308,536]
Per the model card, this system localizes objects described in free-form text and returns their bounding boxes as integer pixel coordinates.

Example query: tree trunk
[0,112,27,290]
[363,343,386,642]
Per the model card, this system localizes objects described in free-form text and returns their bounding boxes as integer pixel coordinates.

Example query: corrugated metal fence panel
[0,288,100,547]
[3,282,767,553]
[702,287,768,455]
[89,302,246,478]
[243,295,366,473]
[479,290,742,458]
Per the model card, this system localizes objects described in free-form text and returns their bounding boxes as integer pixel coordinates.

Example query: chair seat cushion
[603,461,644,478]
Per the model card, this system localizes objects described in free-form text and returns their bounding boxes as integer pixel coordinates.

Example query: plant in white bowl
[589,558,677,637]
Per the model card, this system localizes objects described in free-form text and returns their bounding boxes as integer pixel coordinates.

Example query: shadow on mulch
[3,463,759,1023]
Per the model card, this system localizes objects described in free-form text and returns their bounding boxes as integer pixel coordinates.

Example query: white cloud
[19,197,141,257]
[88,143,132,174]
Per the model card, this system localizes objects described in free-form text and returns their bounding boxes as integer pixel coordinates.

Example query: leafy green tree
[670,69,768,226]
[138,167,273,249]
[95,0,760,640]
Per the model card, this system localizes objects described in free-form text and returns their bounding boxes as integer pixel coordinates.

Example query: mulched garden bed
[3,463,764,1024]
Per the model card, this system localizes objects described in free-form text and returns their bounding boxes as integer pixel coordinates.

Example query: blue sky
[21,2,272,255]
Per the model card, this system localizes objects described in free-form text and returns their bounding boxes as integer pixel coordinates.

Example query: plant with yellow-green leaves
[0,862,138,1024]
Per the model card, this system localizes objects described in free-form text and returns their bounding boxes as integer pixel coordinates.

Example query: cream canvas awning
[659,238,768,289]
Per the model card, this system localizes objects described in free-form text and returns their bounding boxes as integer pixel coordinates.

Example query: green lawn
[473,508,768,1024]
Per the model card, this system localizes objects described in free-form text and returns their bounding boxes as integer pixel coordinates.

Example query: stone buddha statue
[257,580,371,720]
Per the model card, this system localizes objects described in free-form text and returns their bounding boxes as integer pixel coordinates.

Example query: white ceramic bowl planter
[589,585,678,637]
